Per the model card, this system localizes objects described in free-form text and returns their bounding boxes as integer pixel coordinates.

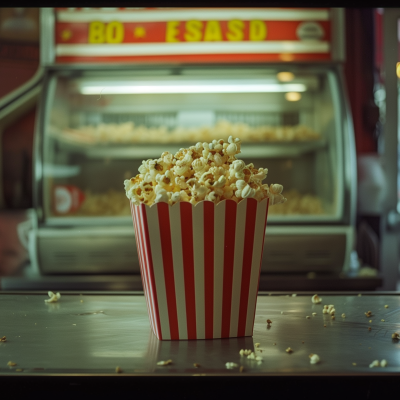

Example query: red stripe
[131,204,153,333]
[180,202,197,340]
[237,198,258,337]
[203,201,214,339]
[251,199,270,335]
[157,203,179,340]
[221,200,237,338]
[140,204,163,340]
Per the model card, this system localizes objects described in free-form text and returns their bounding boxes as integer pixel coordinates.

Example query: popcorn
[369,360,380,368]
[157,360,172,366]
[380,359,388,367]
[311,294,322,304]
[45,291,61,303]
[225,362,238,369]
[0,336,6,342]
[124,138,287,207]
[309,354,320,364]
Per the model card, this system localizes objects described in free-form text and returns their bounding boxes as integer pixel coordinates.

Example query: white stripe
[133,205,155,337]
[229,199,247,337]
[56,41,330,57]
[245,199,268,336]
[57,9,330,22]
[145,205,171,340]
[213,200,226,338]
[192,202,205,339]
[168,203,188,340]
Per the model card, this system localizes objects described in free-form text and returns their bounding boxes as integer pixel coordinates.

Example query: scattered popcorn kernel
[7,361,16,366]
[369,360,380,368]
[352,363,357,366]
[157,360,172,366]
[239,366,244,373]
[0,336,6,342]
[247,352,256,360]
[323,324,326,327]
[281,311,284,314]
[369,320,372,323]
[255,356,263,361]
[384,305,389,308]
[330,309,335,315]
[312,313,317,316]
[365,311,372,317]
[45,291,61,303]
[15,369,23,372]
[311,294,322,304]
[381,319,385,322]
[380,360,388,367]
[266,319,272,324]
[286,347,293,353]
[306,316,310,319]
[225,362,238,369]
[80,300,83,303]
[255,343,260,348]
[309,354,320,364]
[115,367,122,373]
[292,294,297,297]
[194,363,200,368]
[392,332,400,339]
[358,294,362,297]
[273,343,276,346]
[368,327,371,331]
[322,309,329,314]
[239,349,244,356]
[323,305,328,309]
[341,313,346,318]
[331,316,335,320]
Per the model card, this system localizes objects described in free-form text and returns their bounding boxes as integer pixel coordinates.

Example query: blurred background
[0,7,398,291]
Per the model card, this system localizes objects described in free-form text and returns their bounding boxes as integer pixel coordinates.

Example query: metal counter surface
[1,292,399,377]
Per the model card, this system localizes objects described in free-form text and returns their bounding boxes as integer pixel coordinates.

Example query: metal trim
[40,8,55,66]
[330,8,345,62]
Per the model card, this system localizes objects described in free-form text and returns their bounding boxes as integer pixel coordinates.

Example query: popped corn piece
[380,360,388,367]
[225,362,238,369]
[266,319,272,324]
[312,313,317,316]
[44,291,61,303]
[392,332,400,339]
[322,309,329,314]
[239,349,244,356]
[323,324,326,327]
[157,360,172,366]
[193,363,200,368]
[247,352,256,360]
[0,336,6,342]
[329,309,336,315]
[115,366,123,373]
[239,366,244,373]
[369,360,380,368]
[385,305,389,308]
[311,294,322,304]
[306,316,310,319]
[331,316,335,320]
[369,320,372,323]
[365,311,372,317]
[341,313,346,318]
[292,294,297,297]
[286,347,293,353]
[255,343,260,348]
[358,294,362,297]
[7,361,16,367]
[381,319,385,322]
[309,354,320,364]
[255,356,263,361]
[281,311,284,314]
[352,363,357,366]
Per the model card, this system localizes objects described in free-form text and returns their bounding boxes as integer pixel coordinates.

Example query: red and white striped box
[131,198,269,340]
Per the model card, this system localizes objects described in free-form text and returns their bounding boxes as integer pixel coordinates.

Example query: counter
[0,292,399,397]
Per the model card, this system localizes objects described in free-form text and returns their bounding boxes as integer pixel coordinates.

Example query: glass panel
[42,67,342,223]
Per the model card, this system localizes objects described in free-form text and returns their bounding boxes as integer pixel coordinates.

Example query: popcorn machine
[30,8,355,283]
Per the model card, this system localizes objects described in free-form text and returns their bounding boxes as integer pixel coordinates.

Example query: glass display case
[32,64,355,276]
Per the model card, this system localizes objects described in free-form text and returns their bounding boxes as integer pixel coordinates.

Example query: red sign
[53,185,85,215]
[53,8,332,64]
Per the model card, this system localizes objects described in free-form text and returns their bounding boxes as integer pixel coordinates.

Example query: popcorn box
[131,198,269,340]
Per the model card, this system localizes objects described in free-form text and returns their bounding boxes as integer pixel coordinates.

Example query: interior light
[396,62,400,78]
[285,92,302,101]
[277,72,295,82]
[78,81,306,95]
